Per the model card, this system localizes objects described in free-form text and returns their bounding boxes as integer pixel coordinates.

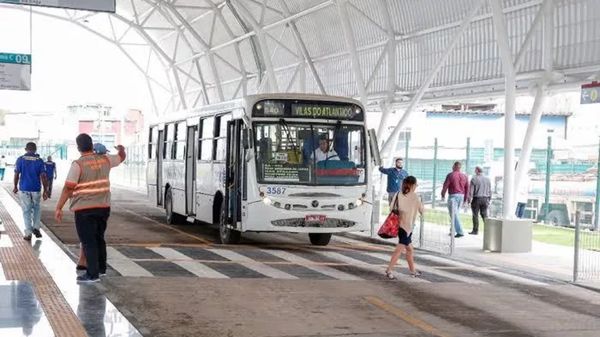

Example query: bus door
[225,119,243,228]
[156,129,165,206]
[185,125,198,215]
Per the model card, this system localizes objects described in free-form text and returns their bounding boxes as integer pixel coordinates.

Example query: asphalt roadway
[31,185,600,337]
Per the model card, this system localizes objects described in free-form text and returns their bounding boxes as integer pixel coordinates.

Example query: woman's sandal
[410,270,422,278]
[384,270,396,280]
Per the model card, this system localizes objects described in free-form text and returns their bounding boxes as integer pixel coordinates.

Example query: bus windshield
[254,122,367,186]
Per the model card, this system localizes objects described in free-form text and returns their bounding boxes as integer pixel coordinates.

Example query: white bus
[147,94,381,245]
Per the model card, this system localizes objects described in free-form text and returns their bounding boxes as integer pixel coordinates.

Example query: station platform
[0,187,140,337]
[1,183,600,337]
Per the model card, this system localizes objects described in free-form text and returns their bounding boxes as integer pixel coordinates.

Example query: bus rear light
[348,203,356,209]
[273,202,281,208]
[284,204,291,210]
[337,205,345,211]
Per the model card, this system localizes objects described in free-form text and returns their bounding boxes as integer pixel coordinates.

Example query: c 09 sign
[0,53,32,91]
[0,53,31,65]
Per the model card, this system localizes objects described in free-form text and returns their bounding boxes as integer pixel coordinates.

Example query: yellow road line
[364,296,452,337]
[114,206,212,245]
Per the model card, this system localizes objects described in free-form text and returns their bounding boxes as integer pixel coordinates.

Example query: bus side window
[163,124,171,159]
[148,127,154,159]
[176,121,186,160]
[199,117,214,161]
[213,114,230,161]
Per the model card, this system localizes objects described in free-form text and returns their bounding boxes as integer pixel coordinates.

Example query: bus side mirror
[368,129,381,166]
[242,129,250,149]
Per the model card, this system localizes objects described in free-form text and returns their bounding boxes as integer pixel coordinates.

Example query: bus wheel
[309,233,332,246]
[219,205,241,244]
[165,188,183,225]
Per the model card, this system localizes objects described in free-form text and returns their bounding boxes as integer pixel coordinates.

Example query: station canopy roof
[3,0,600,116]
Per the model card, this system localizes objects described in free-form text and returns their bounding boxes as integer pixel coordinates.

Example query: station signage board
[0,0,115,12]
[581,82,600,104]
[0,53,31,91]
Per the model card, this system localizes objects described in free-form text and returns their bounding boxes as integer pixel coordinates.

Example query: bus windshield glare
[254,122,367,186]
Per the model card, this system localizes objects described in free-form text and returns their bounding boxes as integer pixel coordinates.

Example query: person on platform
[441,161,469,238]
[55,134,126,283]
[467,166,491,235]
[13,142,48,241]
[44,156,57,198]
[384,176,424,279]
[379,158,409,205]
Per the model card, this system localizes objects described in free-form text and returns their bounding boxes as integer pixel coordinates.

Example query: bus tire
[309,233,332,246]
[165,188,184,225]
[219,204,241,244]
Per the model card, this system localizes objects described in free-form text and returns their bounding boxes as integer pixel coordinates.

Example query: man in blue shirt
[44,156,57,199]
[13,142,48,241]
[379,157,409,204]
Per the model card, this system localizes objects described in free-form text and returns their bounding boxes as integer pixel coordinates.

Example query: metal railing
[573,210,600,283]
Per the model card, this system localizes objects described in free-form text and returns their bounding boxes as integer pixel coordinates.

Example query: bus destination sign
[253,99,364,121]
[291,104,359,120]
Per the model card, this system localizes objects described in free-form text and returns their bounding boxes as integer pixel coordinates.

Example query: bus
[147,94,381,245]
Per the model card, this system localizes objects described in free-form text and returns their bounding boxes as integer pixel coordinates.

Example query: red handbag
[377,212,399,238]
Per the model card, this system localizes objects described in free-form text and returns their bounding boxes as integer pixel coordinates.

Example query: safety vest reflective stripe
[72,187,110,196]
[74,179,110,191]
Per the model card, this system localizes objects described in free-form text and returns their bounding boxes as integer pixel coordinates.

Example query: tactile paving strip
[0,203,88,337]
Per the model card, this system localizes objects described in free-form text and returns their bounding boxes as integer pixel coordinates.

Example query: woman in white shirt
[385,176,424,279]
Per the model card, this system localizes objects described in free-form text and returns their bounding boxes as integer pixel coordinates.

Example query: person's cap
[93,143,109,155]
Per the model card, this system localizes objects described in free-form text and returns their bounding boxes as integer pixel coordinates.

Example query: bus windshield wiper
[279,118,298,153]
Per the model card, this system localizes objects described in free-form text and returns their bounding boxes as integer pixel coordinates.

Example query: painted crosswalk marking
[150,247,229,279]
[363,252,487,285]
[264,249,362,281]
[315,250,430,283]
[207,248,298,280]
[107,247,153,277]
[418,254,548,286]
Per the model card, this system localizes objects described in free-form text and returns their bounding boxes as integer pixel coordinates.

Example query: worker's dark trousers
[75,208,110,278]
[470,197,488,233]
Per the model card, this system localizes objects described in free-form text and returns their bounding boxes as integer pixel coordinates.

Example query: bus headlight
[263,197,272,205]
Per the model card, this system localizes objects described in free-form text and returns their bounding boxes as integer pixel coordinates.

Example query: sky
[0,6,151,114]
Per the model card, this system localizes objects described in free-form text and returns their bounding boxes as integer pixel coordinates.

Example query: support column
[380,0,485,157]
[404,137,410,172]
[544,136,552,221]
[336,0,368,104]
[514,0,555,198]
[594,137,600,230]
[491,0,517,219]
[432,138,439,209]
[514,85,547,191]
[466,137,471,175]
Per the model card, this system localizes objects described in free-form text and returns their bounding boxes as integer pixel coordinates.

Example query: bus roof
[148,93,364,126]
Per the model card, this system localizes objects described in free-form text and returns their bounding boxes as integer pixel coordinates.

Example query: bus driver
[311,135,339,163]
